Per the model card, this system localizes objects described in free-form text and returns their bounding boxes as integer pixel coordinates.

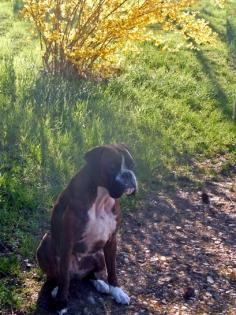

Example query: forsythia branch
[22,0,224,78]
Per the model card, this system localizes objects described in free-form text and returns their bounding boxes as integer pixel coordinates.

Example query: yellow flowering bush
[22,0,224,77]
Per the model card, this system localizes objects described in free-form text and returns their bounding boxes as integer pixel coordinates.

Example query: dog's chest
[82,187,116,253]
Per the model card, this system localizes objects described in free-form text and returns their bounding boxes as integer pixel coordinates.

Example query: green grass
[0,0,236,312]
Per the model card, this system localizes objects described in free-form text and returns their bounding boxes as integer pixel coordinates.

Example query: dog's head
[85,144,137,199]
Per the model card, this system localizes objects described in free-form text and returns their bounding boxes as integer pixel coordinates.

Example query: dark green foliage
[12,0,24,16]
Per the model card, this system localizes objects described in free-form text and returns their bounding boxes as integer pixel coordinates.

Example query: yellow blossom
[22,0,222,77]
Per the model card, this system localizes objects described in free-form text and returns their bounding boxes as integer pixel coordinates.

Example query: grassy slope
[0,0,236,312]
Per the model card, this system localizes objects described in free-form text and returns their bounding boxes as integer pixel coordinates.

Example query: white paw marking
[51,286,58,298]
[91,279,110,294]
[58,308,68,315]
[51,287,67,315]
[109,286,130,305]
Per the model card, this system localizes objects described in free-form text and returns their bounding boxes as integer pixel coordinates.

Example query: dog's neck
[68,165,107,208]
[95,186,114,209]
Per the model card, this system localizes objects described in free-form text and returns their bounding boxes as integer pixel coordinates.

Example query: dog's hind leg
[37,232,58,282]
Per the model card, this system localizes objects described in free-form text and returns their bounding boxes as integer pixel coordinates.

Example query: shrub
[22,0,222,78]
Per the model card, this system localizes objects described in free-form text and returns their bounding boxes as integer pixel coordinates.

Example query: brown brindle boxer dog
[37,144,137,313]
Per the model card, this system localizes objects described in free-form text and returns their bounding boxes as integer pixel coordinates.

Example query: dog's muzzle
[116,170,137,196]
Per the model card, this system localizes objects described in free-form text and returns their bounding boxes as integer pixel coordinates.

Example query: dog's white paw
[58,308,68,315]
[51,286,58,298]
[91,279,110,294]
[109,286,130,305]
[51,287,68,314]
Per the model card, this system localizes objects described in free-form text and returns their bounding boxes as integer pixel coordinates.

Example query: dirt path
[35,175,236,315]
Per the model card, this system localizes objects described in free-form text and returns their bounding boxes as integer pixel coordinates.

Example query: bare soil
[34,175,236,315]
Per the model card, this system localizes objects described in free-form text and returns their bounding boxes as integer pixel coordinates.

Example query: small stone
[207,276,214,284]
[82,307,90,315]
[183,287,195,301]
[26,262,33,269]
[202,192,210,204]
[160,256,167,261]
[124,257,129,264]
[87,295,96,305]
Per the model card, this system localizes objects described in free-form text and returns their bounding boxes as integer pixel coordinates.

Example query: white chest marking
[82,187,116,253]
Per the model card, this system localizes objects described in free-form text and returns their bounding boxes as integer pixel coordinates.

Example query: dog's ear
[113,143,129,152]
[116,143,130,152]
[117,143,134,168]
[117,143,133,157]
[84,146,104,165]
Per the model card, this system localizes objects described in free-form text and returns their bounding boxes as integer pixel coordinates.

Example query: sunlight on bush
[22,0,222,78]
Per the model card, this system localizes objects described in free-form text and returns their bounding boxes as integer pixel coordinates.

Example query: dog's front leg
[103,233,130,305]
